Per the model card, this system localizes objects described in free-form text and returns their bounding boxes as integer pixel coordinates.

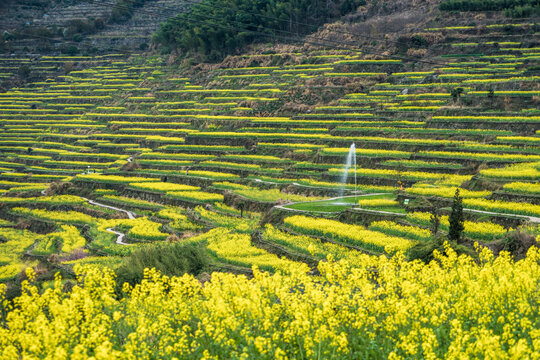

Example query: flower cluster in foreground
[0,245,539,359]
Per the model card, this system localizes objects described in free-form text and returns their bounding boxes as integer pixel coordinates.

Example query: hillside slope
[0,0,189,54]
[0,2,539,357]
[0,3,537,263]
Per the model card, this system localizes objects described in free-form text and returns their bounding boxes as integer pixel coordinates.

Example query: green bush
[406,235,445,263]
[115,242,208,287]
[110,0,152,23]
[505,4,540,17]
[17,64,31,79]
[62,45,79,55]
[406,235,475,263]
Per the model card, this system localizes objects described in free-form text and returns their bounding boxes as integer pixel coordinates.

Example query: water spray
[340,143,357,206]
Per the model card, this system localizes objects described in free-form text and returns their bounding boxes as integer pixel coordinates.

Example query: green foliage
[448,188,465,243]
[17,64,31,79]
[153,0,366,59]
[64,18,106,39]
[439,0,540,18]
[451,87,464,102]
[505,4,540,17]
[115,243,209,287]
[430,209,440,236]
[62,45,79,56]
[411,35,428,47]
[406,235,446,263]
[110,0,153,23]
[406,235,475,263]
[502,230,538,259]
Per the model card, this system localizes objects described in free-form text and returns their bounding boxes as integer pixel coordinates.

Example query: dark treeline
[439,0,540,17]
[153,0,366,60]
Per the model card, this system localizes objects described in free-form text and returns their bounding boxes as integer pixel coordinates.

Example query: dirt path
[80,197,136,245]
[463,208,540,223]
[275,194,540,224]
[82,197,136,219]
[105,227,130,245]
[41,190,136,244]
[275,193,386,213]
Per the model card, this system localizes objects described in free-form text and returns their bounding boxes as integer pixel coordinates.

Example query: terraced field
[0,0,539,353]
[0,21,539,283]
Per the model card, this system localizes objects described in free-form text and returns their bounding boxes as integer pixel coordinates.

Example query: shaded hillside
[154,0,367,60]
[0,0,189,54]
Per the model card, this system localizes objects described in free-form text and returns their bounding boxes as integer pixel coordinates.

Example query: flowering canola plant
[405,186,491,199]
[1,245,539,359]
[284,215,414,253]
[406,212,510,240]
[128,182,200,193]
[503,182,540,195]
[369,221,431,241]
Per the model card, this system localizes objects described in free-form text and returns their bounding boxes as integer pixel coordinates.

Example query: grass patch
[285,193,394,213]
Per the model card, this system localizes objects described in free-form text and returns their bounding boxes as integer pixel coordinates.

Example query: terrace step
[490,191,540,205]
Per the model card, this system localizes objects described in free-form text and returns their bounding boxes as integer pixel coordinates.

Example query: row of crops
[0,11,539,358]
[0,21,538,284]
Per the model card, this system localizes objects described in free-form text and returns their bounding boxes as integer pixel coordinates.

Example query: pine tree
[448,188,464,243]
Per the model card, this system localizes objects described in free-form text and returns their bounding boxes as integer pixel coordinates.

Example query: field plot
[0,26,539,278]
[0,12,539,358]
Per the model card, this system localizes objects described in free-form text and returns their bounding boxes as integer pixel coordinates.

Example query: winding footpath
[41,190,135,245]
[82,197,136,220]
[81,198,135,245]
[105,227,130,245]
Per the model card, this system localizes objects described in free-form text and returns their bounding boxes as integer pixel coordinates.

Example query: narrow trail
[463,208,540,224]
[275,193,540,224]
[252,178,278,185]
[106,227,130,245]
[42,191,137,244]
[275,193,386,213]
[81,197,135,245]
[82,197,136,220]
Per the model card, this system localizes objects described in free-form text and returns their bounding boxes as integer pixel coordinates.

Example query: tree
[63,45,79,56]
[18,64,31,79]
[451,87,464,103]
[238,202,245,218]
[448,188,464,243]
[153,0,366,59]
[430,207,440,236]
[487,88,495,105]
